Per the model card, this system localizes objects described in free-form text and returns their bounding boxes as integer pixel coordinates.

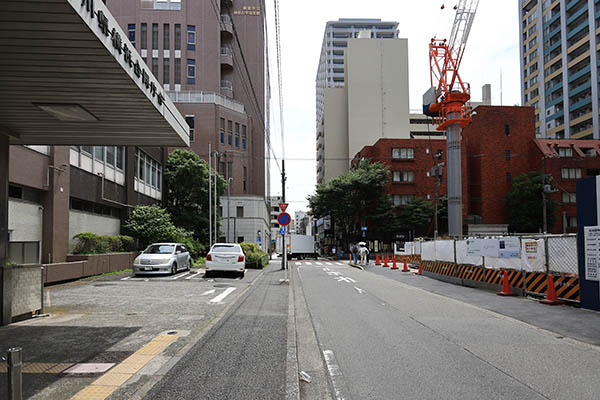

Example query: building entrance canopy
[0,0,190,146]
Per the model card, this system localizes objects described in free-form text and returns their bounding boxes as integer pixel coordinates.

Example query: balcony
[220,15,233,36]
[220,80,233,98]
[166,90,245,113]
[220,47,233,68]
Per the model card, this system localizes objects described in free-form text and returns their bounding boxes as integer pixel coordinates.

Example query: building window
[558,147,573,157]
[392,148,414,159]
[562,192,576,204]
[163,58,170,84]
[174,58,181,84]
[219,161,225,175]
[141,23,147,49]
[236,206,244,218]
[561,168,582,179]
[393,194,415,206]
[185,115,195,142]
[242,124,247,150]
[506,172,511,184]
[227,120,233,146]
[505,124,510,136]
[134,149,162,199]
[235,136,239,148]
[505,150,511,161]
[243,166,247,192]
[71,146,125,185]
[220,117,225,144]
[568,216,577,228]
[116,147,124,170]
[393,171,415,183]
[163,24,170,50]
[128,24,136,47]
[141,0,181,10]
[227,162,233,179]
[187,59,195,84]
[94,146,104,161]
[187,25,196,51]
[174,24,181,51]
[152,23,158,50]
[151,58,158,77]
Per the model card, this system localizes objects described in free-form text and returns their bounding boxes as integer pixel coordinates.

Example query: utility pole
[227,177,233,242]
[209,144,212,248]
[214,151,218,244]
[542,155,547,234]
[281,159,287,270]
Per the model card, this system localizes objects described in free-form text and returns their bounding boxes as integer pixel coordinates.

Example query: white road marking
[322,268,330,271]
[323,350,347,400]
[326,271,341,276]
[185,272,199,280]
[354,287,365,294]
[201,289,216,296]
[209,287,237,303]
[170,272,190,280]
[315,262,323,265]
[335,277,356,283]
[325,262,333,266]
[304,262,313,266]
[121,276,131,281]
[334,263,345,266]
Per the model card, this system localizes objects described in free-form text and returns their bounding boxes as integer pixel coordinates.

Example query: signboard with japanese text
[497,237,521,258]
[584,226,600,281]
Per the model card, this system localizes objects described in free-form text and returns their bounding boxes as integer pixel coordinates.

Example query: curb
[285,266,300,400]
[349,263,364,270]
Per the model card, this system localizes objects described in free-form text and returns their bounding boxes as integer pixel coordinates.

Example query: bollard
[7,347,22,400]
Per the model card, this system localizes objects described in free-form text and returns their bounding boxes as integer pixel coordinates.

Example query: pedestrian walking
[358,242,369,265]
[351,243,359,264]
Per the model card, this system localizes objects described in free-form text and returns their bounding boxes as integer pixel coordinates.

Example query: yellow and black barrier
[455,264,486,282]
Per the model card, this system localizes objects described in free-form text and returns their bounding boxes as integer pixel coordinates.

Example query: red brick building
[353,106,600,234]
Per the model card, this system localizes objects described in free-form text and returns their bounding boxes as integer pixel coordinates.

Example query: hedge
[240,242,269,269]
[72,233,136,254]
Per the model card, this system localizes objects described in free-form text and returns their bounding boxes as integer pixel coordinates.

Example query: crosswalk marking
[305,262,312,266]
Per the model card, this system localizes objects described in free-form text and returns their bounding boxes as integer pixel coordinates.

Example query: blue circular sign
[278,212,291,226]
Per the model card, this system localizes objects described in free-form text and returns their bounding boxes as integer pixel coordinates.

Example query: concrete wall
[8,200,43,242]
[68,210,121,251]
[222,195,270,250]
[346,38,410,158]
[323,88,349,183]
[10,264,43,320]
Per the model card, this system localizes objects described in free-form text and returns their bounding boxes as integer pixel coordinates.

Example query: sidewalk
[365,262,600,346]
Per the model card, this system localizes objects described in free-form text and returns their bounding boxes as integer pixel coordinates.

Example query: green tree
[506,171,556,233]
[308,160,398,243]
[164,149,226,245]
[397,197,434,236]
[123,205,183,248]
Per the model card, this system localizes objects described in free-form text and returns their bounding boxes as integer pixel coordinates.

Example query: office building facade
[107,0,270,246]
[520,0,599,139]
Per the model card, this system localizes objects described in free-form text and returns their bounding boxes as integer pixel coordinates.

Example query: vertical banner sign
[584,226,600,281]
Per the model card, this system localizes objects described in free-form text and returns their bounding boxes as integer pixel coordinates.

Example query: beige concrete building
[317,37,412,184]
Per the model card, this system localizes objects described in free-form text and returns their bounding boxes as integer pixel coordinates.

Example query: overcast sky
[264,1,521,217]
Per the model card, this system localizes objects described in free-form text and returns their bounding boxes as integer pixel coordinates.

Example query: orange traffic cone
[414,263,422,275]
[497,269,516,296]
[391,258,398,269]
[383,255,389,267]
[402,260,410,272]
[375,254,380,266]
[540,274,564,305]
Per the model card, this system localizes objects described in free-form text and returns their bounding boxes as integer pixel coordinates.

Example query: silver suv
[133,243,192,275]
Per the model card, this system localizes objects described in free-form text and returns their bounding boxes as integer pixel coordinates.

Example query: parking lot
[0,267,265,399]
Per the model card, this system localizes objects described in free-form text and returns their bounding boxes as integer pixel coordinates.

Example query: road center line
[209,287,237,303]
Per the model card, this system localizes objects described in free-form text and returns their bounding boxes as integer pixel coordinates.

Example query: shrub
[240,242,268,269]
[72,233,138,254]
[123,205,181,249]
[118,235,136,252]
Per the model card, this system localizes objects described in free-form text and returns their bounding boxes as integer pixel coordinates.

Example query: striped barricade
[525,272,547,297]
[454,264,486,282]
[486,268,524,289]
[553,274,580,302]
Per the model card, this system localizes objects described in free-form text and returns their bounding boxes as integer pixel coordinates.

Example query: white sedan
[205,243,245,278]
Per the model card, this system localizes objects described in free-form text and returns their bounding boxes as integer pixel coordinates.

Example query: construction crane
[423,0,479,237]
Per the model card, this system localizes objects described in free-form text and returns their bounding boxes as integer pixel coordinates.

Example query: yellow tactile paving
[71,334,178,400]
[46,363,72,373]
[93,373,133,387]
[71,385,116,400]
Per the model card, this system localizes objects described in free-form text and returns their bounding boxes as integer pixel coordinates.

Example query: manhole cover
[63,363,114,374]
[93,283,117,287]
[213,283,234,288]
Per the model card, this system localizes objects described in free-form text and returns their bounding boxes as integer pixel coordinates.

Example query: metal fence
[412,234,578,276]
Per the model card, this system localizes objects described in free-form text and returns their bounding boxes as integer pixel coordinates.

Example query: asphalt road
[144,261,289,400]
[295,260,600,400]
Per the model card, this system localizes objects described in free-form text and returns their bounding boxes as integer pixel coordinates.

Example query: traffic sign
[279,226,288,235]
[278,212,291,226]
[278,202,289,212]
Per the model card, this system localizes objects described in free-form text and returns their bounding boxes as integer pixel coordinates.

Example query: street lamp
[227,177,233,242]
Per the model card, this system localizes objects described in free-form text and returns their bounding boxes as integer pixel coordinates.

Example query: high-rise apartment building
[316,19,399,128]
[519,0,599,140]
[107,0,270,246]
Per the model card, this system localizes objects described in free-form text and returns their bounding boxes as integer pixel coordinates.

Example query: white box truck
[276,234,316,259]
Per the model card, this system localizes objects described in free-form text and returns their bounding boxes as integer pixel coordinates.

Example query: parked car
[205,243,245,277]
[133,243,192,275]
